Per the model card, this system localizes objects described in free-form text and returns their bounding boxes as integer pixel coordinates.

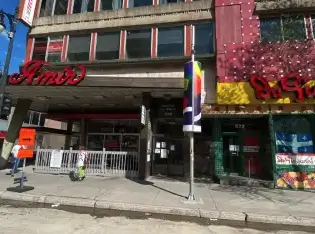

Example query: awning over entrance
[7,62,185,112]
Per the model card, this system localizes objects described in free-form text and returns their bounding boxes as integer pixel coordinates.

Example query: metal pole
[187,25,195,201]
[0,7,18,117]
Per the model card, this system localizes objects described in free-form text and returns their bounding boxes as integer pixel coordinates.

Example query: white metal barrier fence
[34,149,139,178]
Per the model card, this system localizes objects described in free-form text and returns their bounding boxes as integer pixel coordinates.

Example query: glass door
[152,136,184,177]
[222,133,243,175]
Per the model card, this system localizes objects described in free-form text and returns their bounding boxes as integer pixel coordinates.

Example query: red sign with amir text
[8,60,86,86]
[250,74,315,102]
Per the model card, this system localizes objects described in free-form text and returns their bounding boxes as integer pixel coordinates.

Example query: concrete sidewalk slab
[0,169,315,227]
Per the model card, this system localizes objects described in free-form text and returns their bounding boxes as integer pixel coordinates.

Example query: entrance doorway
[221,117,272,180]
[151,118,184,177]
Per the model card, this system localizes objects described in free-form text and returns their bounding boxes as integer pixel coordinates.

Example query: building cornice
[255,0,315,14]
[29,0,213,36]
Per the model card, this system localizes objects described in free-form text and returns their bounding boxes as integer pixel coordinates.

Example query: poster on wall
[276,153,315,166]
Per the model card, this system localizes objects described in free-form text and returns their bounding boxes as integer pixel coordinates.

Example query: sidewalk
[0,168,315,227]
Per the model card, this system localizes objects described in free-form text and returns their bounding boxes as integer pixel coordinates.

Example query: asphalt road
[0,207,310,234]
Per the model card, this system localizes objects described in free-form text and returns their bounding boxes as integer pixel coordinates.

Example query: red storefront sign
[8,60,86,86]
[250,74,315,102]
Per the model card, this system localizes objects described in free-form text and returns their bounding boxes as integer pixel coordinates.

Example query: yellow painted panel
[217,81,315,104]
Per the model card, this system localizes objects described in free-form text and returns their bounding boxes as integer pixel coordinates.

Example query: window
[39,0,54,17]
[67,35,91,62]
[100,0,122,10]
[312,15,315,38]
[126,29,151,59]
[47,36,63,62]
[54,0,68,15]
[32,38,48,60]
[73,0,95,14]
[128,0,152,8]
[194,23,214,55]
[96,32,120,60]
[159,0,183,4]
[157,26,184,57]
[260,15,306,42]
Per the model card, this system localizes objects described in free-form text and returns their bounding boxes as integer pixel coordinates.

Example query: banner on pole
[183,61,202,132]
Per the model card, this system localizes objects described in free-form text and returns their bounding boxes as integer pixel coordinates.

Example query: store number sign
[235,124,245,129]
[159,104,177,118]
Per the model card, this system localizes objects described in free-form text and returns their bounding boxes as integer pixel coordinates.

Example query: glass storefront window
[73,0,95,14]
[96,32,120,60]
[67,35,91,61]
[126,29,151,59]
[100,0,122,10]
[32,38,48,60]
[87,134,104,150]
[54,0,68,15]
[260,15,306,42]
[194,23,215,55]
[128,0,152,8]
[157,26,184,57]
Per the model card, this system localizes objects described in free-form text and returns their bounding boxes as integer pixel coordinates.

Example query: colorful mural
[277,172,315,189]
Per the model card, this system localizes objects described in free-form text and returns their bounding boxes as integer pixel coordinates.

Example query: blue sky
[0,0,28,74]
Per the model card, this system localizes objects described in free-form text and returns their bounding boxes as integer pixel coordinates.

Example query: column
[0,99,32,169]
[79,118,87,147]
[64,120,73,149]
[138,92,152,180]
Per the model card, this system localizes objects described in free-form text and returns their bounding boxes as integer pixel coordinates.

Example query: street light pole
[0,7,19,117]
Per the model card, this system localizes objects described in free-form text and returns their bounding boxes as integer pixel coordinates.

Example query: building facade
[4,0,315,188]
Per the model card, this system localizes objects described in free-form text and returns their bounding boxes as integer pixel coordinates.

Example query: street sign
[17,149,34,159]
[18,128,36,147]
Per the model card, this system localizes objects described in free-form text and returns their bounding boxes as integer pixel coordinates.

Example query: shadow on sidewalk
[128,178,186,198]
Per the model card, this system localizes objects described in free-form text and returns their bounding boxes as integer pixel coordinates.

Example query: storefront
[209,73,315,189]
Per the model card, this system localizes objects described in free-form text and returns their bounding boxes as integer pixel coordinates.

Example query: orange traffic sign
[18,128,36,147]
[17,149,34,159]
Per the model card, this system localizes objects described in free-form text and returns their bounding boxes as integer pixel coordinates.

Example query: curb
[1,191,315,227]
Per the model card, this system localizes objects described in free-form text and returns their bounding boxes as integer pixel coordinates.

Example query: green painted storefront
[208,114,315,189]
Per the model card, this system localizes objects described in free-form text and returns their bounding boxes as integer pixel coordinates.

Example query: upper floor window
[32,36,63,62]
[126,29,151,59]
[39,0,54,17]
[312,15,315,38]
[260,14,306,42]
[39,0,67,16]
[54,0,68,15]
[100,0,122,10]
[96,32,120,60]
[128,0,152,8]
[73,0,95,14]
[159,0,183,4]
[158,26,184,57]
[32,38,48,60]
[67,35,91,62]
[47,36,63,62]
[194,22,214,54]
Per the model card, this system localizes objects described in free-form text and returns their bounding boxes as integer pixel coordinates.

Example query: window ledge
[33,0,213,27]
[255,0,315,14]
[19,55,215,70]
